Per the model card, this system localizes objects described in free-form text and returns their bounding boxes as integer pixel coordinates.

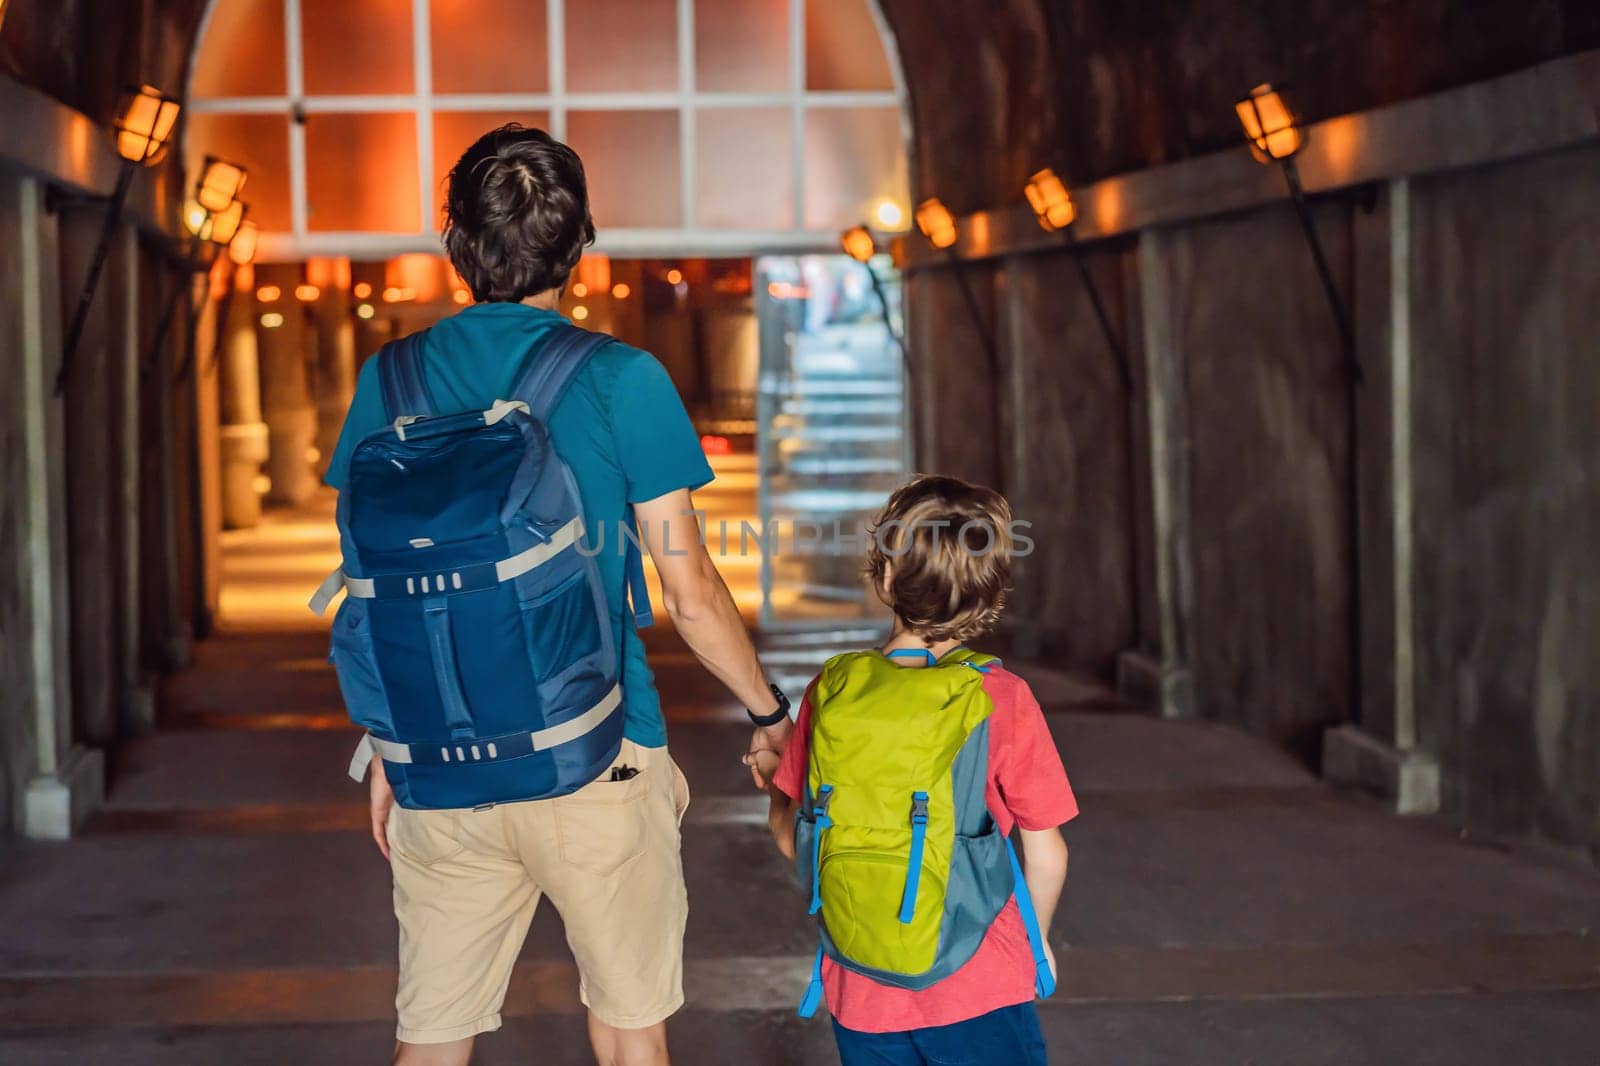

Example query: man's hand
[742,718,793,789]
[369,764,394,860]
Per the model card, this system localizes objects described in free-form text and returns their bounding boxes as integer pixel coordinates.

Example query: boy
[761,475,1075,1065]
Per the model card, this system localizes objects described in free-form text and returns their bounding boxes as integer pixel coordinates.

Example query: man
[324,125,792,1066]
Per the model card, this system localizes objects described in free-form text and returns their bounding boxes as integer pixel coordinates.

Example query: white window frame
[187,0,910,261]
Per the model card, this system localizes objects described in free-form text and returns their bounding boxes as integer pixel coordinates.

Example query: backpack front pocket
[329,597,395,735]
[521,571,604,684]
[819,849,944,976]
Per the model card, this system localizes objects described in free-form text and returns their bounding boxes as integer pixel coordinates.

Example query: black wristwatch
[747,684,790,728]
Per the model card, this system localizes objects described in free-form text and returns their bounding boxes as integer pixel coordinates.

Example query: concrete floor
[2,454,1597,1064]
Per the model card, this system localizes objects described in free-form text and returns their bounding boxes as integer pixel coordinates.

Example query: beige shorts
[387,739,691,1044]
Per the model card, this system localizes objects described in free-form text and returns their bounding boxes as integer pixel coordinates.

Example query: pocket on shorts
[553,769,651,877]
[387,807,465,867]
[670,758,691,827]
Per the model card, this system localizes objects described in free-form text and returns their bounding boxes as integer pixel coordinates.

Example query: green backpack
[793,647,1056,1016]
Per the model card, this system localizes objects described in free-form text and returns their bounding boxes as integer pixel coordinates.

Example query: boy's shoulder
[971,661,1038,715]
[813,649,881,695]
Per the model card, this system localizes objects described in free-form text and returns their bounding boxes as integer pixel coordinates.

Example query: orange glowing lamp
[1023,168,1076,232]
[112,85,182,166]
[1236,84,1303,163]
[197,156,248,213]
[295,284,321,302]
[915,198,958,250]
[841,225,876,263]
[182,198,214,241]
[229,221,260,266]
[208,200,247,245]
[257,285,281,302]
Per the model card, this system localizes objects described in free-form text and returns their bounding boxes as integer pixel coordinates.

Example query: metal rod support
[944,249,1000,376]
[144,234,206,379]
[863,261,918,466]
[1281,158,1362,382]
[1280,158,1365,729]
[864,263,908,369]
[1064,230,1133,394]
[938,248,1006,482]
[1061,229,1142,643]
[56,163,137,395]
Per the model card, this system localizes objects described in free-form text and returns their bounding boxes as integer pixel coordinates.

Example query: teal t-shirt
[325,302,714,749]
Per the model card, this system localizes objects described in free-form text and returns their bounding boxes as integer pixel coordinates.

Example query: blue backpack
[311,324,652,810]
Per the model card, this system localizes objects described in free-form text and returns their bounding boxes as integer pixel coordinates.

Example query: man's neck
[520,287,563,311]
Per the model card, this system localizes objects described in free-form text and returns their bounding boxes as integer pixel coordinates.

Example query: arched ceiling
[4,0,1597,228]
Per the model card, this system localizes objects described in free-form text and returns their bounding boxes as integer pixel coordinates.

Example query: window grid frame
[188,0,906,260]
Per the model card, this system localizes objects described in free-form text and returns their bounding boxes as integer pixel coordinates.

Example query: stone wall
[999,243,1142,673]
[1167,202,1357,760]
[891,10,1600,858]
[1408,146,1600,858]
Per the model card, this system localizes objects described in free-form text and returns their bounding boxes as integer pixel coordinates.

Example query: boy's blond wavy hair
[864,475,1014,644]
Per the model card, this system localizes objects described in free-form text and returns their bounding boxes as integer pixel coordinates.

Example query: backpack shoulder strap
[511,323,614,422]
[511,323,657,628]
[378,329,434,420]
[943,647,1000,673]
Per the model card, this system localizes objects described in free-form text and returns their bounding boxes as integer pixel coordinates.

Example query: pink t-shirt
[773,663,1078,1034]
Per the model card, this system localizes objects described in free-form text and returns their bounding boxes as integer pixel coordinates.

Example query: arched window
[187,0,909,259]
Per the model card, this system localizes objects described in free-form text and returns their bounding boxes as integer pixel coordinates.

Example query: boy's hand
[742,745,782,789]
[369,764,394,861]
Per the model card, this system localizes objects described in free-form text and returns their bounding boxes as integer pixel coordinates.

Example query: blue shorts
[830,1003,1048,1066]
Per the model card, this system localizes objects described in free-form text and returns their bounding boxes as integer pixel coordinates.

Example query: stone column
[218,269,269,529]
[116,222,155,735]
[3,176,103,838]
[1321,178,1440,814]
[311,291,355,479]
[255,265,319,506]
[1125,229,1195,718]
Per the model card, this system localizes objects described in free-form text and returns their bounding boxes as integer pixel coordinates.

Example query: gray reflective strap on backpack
[379,330,434,420]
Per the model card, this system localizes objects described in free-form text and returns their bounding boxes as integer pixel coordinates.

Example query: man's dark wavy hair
[442,124,595,303]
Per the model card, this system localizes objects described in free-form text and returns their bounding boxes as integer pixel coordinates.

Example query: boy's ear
[872,563,894,607]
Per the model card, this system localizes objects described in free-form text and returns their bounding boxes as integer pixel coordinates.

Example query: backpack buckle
[910,792,929,825]
[812,784,834,821]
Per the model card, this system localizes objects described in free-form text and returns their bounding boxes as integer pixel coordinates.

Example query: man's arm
[634,488,792,778]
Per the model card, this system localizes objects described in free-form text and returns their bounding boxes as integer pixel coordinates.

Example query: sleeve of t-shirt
[323,356,390,492]
[987,670,1079,830]
[772,686,816,802]
[606,349,715,503]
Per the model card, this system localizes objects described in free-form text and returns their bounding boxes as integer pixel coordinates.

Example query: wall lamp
[1236,83,1361,381]
[158,157,251,381]
[840,224,908,364]
[56,84,182,394]
[1023,167,1132,393]
[914,197,1000,377]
